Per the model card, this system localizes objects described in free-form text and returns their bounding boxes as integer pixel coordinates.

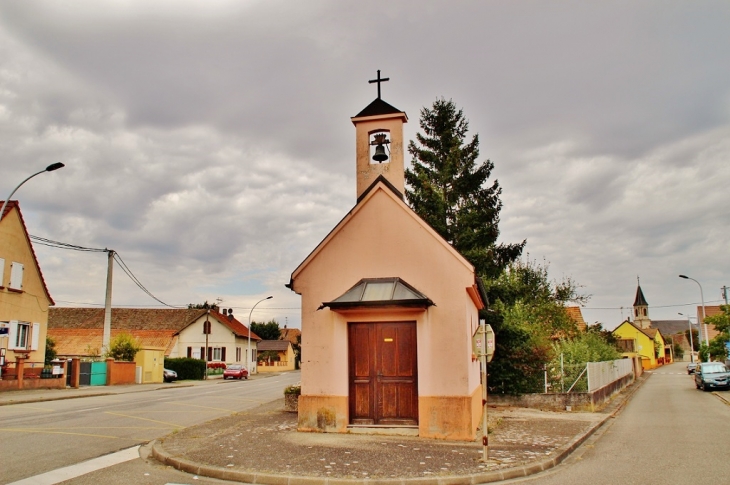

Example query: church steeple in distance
[633,276,651,329]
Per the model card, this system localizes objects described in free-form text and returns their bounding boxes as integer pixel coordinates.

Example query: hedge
[164,357,206,380]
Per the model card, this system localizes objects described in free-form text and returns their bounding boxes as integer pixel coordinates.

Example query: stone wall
[489,372,635,412]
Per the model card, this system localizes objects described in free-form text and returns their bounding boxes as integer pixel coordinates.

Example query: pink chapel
[287,77,487,440]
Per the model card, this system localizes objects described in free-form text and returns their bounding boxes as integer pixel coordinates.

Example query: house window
[9,262,23,291]
[13,322,30,349]
[0,257,5,287]
[236,347,241,362]
[213,347,221,361]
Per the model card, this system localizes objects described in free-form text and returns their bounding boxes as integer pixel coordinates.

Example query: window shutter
[9,262,23,290]
[221,347,226,362]
[31,323,40,350]
[201,347,205,360]
[187,347,192,358]
[8,320,19,350]
[0,257,5,286]
[208,347,212,361]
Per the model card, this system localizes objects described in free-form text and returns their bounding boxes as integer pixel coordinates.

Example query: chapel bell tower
[351,70,408,200]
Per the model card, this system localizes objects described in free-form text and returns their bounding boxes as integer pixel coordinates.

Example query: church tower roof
[354,97,403,118]
[634,284,648,306]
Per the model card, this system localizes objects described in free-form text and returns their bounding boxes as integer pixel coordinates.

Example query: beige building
[257,340,296,372]
[288,90,487,440]
[0,201,54,366]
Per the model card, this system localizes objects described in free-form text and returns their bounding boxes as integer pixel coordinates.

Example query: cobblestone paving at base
[159,400,603,480]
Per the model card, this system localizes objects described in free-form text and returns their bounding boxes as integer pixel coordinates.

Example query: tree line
[406,98,618,394]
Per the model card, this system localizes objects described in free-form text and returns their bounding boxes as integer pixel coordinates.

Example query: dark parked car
[223,364,249,380]
[163,368,178,382]
[687,362,698,374]
[694,362,730,391]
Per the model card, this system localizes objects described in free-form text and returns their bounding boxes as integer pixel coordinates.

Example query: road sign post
[472,321,495,463]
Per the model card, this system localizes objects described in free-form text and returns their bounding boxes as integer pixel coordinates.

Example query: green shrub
[165,357,206,380]
[45,336,57,364]
[284,385,301,395]
[106,333,141,361]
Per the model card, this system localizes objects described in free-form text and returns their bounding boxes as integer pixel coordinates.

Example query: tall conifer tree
[405,98,525,278]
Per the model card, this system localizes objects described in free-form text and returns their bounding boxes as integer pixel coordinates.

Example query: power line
[30,234,178,308]
[29,235,106,253]
[112,252,180,308]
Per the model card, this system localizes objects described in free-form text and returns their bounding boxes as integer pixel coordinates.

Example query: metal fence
[545,358,634,394]
[587,359,634,393]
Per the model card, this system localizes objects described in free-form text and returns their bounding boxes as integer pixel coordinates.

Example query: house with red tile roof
[171,308,262,372]
[1,201,55,368]
[566,306,587,332]
[48,307,262,371]
[697,305,725,343]
[279,325,301,346]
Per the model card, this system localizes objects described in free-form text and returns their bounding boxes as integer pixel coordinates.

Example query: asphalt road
[0,371,301,484]
[512,362,730,485]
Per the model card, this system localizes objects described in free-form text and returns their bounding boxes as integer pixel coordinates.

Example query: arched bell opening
[369,130,391,164]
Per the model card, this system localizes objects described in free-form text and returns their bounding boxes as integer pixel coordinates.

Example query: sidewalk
[0,373,263,406]
[150,373,650,485]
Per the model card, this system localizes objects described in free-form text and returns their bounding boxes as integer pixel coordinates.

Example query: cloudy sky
[1,1,728,329]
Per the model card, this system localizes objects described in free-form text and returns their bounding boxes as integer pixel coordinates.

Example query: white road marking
[6,445,140,485]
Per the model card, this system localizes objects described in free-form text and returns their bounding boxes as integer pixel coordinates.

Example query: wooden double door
[348,322,418,426]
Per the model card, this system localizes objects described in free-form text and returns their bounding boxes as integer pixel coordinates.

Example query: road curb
[0,374,280,406]
[0,392,117,406]
[150,412,610,485]
[712,392,730,406]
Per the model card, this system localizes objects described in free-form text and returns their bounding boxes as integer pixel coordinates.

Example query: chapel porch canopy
[320,277,434,311]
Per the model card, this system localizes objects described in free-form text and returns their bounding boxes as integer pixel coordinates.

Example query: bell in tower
[371,133,390,163]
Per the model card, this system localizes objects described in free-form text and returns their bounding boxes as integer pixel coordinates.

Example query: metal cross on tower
[369,70,389,99]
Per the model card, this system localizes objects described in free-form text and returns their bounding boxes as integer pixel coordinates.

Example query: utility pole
[722,286,729,306]
[102,249,114,352]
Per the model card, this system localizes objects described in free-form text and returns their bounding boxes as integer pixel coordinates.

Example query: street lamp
[247,296,272,375]
[679,275,709,359]
[0,163,65,222]
[678,312,696,363]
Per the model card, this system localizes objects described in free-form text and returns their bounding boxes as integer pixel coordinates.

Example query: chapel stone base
[418,385,482,441]
[297,386,482,441]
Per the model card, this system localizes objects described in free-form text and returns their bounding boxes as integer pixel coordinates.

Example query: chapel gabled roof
[634,285,648,306]
[287,177,476,291]
[353,98,404,118]
[1,200,55,305]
